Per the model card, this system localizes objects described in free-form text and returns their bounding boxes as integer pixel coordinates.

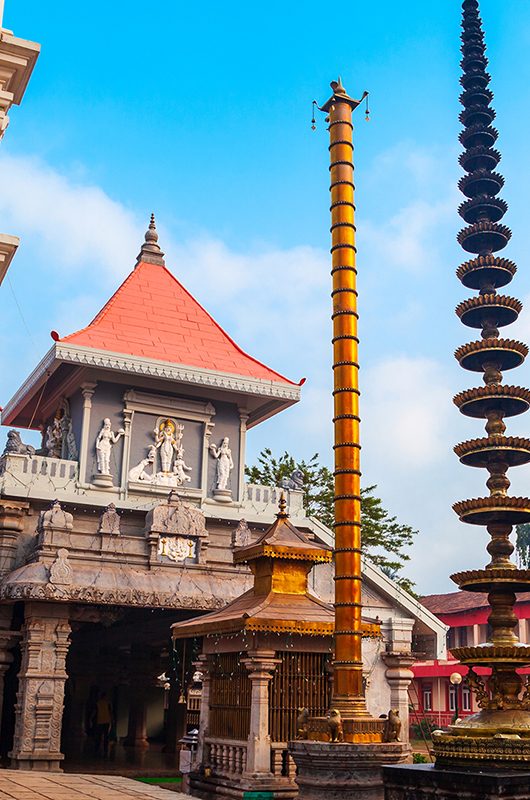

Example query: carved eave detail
[2,343,300,428]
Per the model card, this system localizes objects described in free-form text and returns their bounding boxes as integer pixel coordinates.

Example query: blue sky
[2,0,530,594]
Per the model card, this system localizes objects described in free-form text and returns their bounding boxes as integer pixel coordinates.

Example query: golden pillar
[318,80,382,735]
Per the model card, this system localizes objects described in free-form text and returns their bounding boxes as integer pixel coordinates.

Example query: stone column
[10,602,71,771]
[382,652,415,744]
[194,654,211,767]
[124,645,151,750]
[237,408,249,502]
[0,608,19,733]
[242,650,280,776]
[77,382,97,488]
[120,406,134,498]
[125,695,149,749]
[0,501,29,576]
[201,421,215,498]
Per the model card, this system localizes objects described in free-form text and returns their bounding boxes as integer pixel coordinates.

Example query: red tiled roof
[421,590,530,615]
[60,261,295,384]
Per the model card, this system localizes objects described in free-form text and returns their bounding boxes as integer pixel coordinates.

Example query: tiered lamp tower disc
[433,0,530,768]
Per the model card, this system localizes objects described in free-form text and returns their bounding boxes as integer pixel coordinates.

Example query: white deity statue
[95,418,125,476]
[210,437,234,490]
[128,446,157,482]
[173,448,192,485]
[154,419,184,473]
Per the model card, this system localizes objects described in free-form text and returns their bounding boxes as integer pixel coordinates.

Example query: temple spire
[135,213,165,267]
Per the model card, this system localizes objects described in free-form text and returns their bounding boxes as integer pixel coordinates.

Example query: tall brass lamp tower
[433,0,530,768]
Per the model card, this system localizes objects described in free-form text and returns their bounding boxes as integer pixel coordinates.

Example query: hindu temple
[0,211,443,777]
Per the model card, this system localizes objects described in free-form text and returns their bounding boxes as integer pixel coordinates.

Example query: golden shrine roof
[171,588,334,637]
[233,494,332,565]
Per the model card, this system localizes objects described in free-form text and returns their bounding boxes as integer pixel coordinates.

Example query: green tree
[515,524,530,567]
[245,448,417,593]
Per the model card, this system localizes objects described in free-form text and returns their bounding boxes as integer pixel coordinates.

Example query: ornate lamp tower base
[288,79,410,800]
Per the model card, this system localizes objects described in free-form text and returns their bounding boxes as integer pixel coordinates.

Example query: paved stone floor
[0,771,188,799]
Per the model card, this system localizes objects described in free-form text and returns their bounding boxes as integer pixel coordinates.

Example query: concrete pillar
[242,650,280,776]
[77,382,97,488]
[0,501,29,576]
[10,602,70,771]
[382,652,415,743]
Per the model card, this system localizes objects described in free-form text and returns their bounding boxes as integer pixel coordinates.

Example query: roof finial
[277,491,288,519]
[135,212,165,267]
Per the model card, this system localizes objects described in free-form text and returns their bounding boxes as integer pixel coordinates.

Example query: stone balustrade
[0,453,78,495]
[243,483,304,515]
[204,738,247,775]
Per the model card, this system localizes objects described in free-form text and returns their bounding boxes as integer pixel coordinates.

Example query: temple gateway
[0,218,445,773]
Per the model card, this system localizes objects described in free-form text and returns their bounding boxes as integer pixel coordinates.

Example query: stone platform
[383,763,530,800]
[0,770,187,799]
[290,741,411,800]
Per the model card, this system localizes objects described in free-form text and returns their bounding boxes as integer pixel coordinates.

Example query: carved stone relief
[98,503,121,535]
[1,430,35,457]
[129,418,193,488]
[48,549,72,586]
[145,490,207,565]
[145,490,207,537]
[38,501,73,533]
[43,399,77,461]
[158,536,196,562]
[233,518,252,547]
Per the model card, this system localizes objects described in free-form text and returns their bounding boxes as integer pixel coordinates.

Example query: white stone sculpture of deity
[210,437,234,493]
[95,419,125,476]
[173,448,192,485]
[154,419,184,474]
[128,446,157,482]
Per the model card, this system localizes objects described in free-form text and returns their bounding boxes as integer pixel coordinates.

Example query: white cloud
[361,197,455,275]
[362,355,453,469]
[0,153,142,279]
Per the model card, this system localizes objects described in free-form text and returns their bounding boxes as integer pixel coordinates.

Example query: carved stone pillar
[242,650,280,776]
[194,654,210,767]
[237,408,249,503]
[382,652,415,743]
[0,608,19,733]
[77,382,97,488]
[10,602,71,771]
[0,501,29,576]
